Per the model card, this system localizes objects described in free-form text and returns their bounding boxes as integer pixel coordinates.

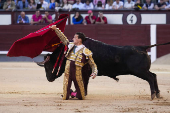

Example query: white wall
[141,14,166,24]
[0,13,168,25]
[0,15,11,25]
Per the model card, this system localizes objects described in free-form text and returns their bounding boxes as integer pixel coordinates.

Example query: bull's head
[36,44,66,82]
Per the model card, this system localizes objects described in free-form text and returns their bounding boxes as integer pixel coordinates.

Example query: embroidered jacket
[54,28,98,75]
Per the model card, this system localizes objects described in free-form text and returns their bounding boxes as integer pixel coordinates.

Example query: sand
[153,54,170,65]
[0,62,170,113]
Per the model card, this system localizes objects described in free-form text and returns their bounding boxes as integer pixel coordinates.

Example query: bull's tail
[144,42,170,50]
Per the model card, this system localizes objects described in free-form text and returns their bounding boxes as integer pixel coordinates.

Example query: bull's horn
[33,61,44,67]
[36,63,44,67]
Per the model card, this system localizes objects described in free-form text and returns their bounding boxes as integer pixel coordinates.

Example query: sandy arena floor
[0,62,170,113]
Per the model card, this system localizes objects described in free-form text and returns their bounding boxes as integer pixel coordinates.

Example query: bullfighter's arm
[88,55,98,76]
[54,28,69,45]
[83,48,98,76]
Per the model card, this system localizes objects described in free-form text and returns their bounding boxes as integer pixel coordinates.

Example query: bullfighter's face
[73,34,82,45]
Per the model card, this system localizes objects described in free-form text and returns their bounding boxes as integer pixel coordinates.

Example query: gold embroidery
[83,48,92,56]
[63,60,85,100]
[88,55,98,75]
[54,28,69,45]
[52,43,60,47]
[62,60,71,100]
[75,61,84,67]
[66,48,85,67]
[63,46,97,100]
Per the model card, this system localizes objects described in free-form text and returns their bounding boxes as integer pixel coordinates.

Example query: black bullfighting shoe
[60,94,63,98]
[60,89,73,99]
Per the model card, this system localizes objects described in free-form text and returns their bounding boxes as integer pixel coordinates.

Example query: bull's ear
[44,54,51,60]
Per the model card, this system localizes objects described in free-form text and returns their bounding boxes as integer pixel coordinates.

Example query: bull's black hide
[38,37,170,100]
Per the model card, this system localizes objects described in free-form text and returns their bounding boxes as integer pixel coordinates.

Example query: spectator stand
[14,9,56,24]
[58,9,169,25]
[0,9,170,25]
[0,9,57,25]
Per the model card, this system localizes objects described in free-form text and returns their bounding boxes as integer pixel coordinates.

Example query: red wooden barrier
[157,25,170,58]
[0,24,169,58]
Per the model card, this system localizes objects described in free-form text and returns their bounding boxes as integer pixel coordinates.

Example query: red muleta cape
[7,14,69,58]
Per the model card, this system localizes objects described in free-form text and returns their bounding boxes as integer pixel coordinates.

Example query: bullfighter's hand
[50,25,57,30]
[90,73,96,79]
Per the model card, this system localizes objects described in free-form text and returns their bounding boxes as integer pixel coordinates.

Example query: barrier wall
[0,24,169,59]
[157,25,170,58]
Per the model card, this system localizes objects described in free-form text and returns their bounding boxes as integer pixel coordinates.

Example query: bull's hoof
[151,93,156,100]
[156,92,160,98]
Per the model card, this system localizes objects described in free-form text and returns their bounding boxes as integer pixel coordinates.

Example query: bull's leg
[82,64,91,96]
[149,72,160,98]
[134,71,156,100]
[83,75,90,96]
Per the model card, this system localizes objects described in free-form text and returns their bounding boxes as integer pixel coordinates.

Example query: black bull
[37,38,170,100]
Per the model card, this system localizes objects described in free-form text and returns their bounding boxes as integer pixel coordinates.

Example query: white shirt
[124,1,135,9]
[95,7,104,9]
[105,4,113,9]
[62,4,72,10]
[68,44,85,53]
[112,1,123,8]
[72,2,84,10]
[83,2,94,9]
[165,4,170,9]
[143,3,154,9]
[35,0,40,4]
[38,1,48,10]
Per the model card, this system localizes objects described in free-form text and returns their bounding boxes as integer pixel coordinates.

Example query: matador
[50,25,98,100]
